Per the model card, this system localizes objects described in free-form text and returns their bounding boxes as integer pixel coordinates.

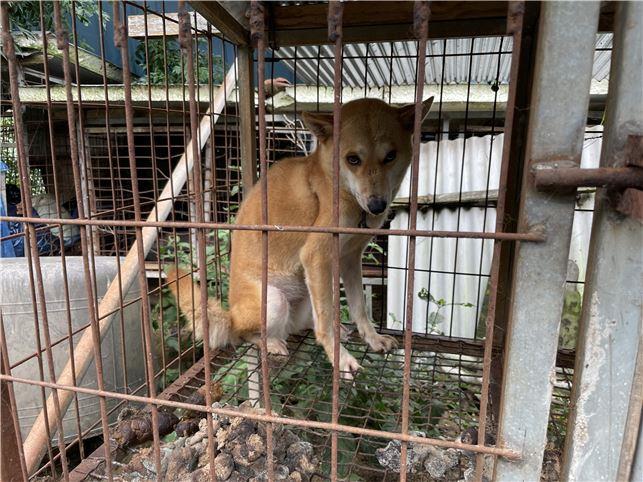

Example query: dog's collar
[358,210,368,229]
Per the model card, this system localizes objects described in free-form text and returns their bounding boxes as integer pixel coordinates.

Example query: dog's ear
[398,96,434,131]
[301,112,334,141]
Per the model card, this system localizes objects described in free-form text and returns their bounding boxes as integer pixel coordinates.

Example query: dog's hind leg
[233,284,290,356]
[341,249,398,353]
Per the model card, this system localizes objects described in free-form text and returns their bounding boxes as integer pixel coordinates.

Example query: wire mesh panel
[0,1,623,481]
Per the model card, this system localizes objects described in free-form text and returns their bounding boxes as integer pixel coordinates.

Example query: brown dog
[167,96,434,378]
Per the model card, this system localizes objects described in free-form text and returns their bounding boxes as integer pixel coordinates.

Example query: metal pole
[562,2,643,480]
[494,2,600,480]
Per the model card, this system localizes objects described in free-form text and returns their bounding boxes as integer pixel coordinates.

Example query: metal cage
[0,1,641,481]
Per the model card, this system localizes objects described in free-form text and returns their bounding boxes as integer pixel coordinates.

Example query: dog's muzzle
[367,196,387,215]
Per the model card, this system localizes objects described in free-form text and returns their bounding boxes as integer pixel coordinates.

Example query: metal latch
[533,134,643,221]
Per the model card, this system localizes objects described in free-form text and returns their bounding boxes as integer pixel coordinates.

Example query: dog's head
[302,97,434,215]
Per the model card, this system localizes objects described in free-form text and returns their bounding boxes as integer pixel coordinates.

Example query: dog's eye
[383,150,397,164]
[346,155,361,166]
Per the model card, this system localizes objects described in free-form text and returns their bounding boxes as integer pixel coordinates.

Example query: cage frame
[0,1,641,481]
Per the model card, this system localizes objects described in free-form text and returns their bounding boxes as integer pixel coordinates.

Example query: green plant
[223,344,466,479]
[135,37,223,85]
[417,287,474,335]
[362,241,384,265]
[7,1,108,50]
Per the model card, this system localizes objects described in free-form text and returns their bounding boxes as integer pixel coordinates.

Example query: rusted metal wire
[328,1,344,479]
[0,214,546,241]
[39,0,88,464]
[112,2,163,479]
[0,371,521,460]
[474,3,526,479]
[54,2,113,475]
[0,1,598,479]
[178,2,218,479]
[1,3,72,477]
[400,2,431,478]
[250,2,276,480]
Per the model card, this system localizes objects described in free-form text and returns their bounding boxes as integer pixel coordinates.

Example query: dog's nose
[367,196,387,215]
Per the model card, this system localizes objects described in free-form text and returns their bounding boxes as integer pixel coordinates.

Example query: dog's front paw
[339,350,361,380]
[365,333,398,353]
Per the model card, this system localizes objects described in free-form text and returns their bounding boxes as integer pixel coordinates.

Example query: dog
[167,96,434,379]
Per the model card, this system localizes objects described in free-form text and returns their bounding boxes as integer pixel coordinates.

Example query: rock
[214,452,234,481]
[141,456,157,475]
[226,471,246,482]
[247,433,265,461]
[248,463,290,482]
[165,446,198,481]
[286,441,317,474]
[376,439,402,472]
[288,471,303,482]
[424,447,459,478]
[186,466,209,482]
[274,429,300,458]
[176,418,201,438]
[216,426,232,449]
[231,441,252,467]
[198,418,209,433]
[275,464,291,480]
[187,431,207,447]
[114,401,322,482]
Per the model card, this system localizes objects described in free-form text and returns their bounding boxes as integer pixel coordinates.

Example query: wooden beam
[18,85,226,104]
[127,12,215,38]
[270,1,508,46]
[190,1,249,45]
[238,45,257,194]
[263,1,612,47]
[392,189,499,208]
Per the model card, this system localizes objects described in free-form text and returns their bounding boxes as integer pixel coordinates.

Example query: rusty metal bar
[178,3,218,480]
[112,2,162,479]
[562,2,643,480]
[399,2,430,479]
[40,1,87,464]
[474,2,532,479]
[1,3,72,477]
[250,2,276,480]
[534,166,643,190]
[327,2,344,480]
[0,372,521,460]
[494,2,600,480]
[0,214,545,241]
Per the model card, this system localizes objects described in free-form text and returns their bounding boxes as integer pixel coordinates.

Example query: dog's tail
[165,267,233,349]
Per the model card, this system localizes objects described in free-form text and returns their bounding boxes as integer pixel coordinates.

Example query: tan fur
[169,97,434,378]
[165,267,235,349]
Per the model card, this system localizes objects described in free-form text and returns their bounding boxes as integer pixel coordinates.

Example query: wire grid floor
[125,330,572,481]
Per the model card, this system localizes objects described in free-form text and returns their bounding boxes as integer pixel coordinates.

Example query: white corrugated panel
[386,130,602,338]
[387,134,502,338]
[568,126,602,288]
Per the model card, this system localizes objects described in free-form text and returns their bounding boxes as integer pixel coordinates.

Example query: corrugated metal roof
[277,34,612,87]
